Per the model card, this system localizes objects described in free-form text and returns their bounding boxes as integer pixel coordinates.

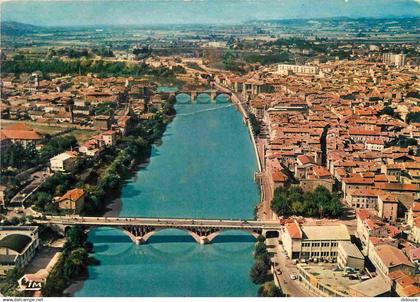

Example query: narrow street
[266,238,313,297]
[9,170,50,207]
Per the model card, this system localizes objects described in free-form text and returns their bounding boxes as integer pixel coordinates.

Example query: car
[276,269,282,275]
[290,274,297,280]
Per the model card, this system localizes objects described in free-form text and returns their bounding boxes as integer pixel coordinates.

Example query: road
[36,216,283,230]
[266,238,313,297]
[9,170,50,206]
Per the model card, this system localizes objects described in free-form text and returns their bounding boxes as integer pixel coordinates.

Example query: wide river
[75,95,260,296]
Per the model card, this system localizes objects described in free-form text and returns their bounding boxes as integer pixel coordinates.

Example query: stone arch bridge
[36,216,282,245]
[166,90,232,103]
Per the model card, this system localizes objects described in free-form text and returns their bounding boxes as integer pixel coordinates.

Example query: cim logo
[17,275,43,291]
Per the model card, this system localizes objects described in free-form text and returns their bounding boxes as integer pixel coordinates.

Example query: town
[0,13,419,298]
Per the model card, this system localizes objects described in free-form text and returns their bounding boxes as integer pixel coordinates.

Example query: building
[54,188,86,212]
[348,276,391,297]
[49,151,78,172]
[369,244,416,280]
[346,189,378,209]
[382,53,406,67]
[337,241,365,271]
[0,123,42,147]
[101,130,117,146]
[389,270,420,297]
[0,226,39,275]
[377,192,398,222]
[277,64,319,75]
[282,221,351,260]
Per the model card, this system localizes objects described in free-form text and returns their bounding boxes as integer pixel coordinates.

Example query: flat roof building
[282,221,350,260]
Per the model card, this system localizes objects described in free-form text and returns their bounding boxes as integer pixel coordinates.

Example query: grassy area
[1,120,64,136]
[1,119,99,144]
[68,129,100,144]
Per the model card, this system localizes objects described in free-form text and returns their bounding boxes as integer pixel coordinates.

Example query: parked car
[290,274,297,280]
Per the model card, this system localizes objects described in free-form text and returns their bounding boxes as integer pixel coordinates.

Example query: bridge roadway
[37,216,282,245]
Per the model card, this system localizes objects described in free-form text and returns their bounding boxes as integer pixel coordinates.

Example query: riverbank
[212,82,268,221]
[41,97,178,297]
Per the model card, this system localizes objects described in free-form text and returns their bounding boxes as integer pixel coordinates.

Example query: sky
[1,0,419,26]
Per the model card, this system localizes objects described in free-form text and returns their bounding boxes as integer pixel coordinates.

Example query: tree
[406,112,420,124]
[40,135,77,160]
[378,106,400,119]
[257,281,284,297]
[250,260,270,284]
[65,226,87,250]
[256,235,265,243]
[63,248,88,279]
[271,185,342,218]
[254,242,267,256]
[271,187,290,216]
[33,192,52,210]
[248,113,261,135]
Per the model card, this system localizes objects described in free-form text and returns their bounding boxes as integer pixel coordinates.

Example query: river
[75,95,260,296]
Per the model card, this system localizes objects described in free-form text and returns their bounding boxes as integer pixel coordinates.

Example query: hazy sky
[2,0,419,26]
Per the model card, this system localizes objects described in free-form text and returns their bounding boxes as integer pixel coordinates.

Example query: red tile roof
[375,244,414,268]
[1,123,42,141]
[285,221,302,239]
[58,188,85,202]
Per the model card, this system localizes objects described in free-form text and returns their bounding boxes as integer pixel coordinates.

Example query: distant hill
[1,21,41,36]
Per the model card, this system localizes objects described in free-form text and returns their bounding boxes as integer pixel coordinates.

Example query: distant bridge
[36,216,282,245]
[163,90,232,103]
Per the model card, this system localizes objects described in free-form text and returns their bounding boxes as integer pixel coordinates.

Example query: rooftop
[301,224,350,241]
[348,275,390,297]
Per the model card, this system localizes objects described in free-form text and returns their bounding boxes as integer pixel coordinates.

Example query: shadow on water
[122,187,143,197]
[90,234,132,244]
[147,235,196,244]
[212,235,255,244]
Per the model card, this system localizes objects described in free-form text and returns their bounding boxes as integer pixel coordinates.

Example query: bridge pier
[210,91,216,103]
[199,236,210,245]
[190,92,197,103]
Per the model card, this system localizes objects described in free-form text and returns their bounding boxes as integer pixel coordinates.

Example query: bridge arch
[196,93,211,104]
[206,228,261,243]
[175,93,192,104]
[215,93,230,103]
[141,227,202,244]
[120,226,213,245]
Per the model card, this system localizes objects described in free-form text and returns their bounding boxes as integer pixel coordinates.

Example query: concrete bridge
[171,90,232,103]
[36,216,282,245]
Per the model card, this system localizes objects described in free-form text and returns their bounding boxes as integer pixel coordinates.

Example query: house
[346,189,378,209]
[377,192,398,222]
[369,244,416,280]
[355,209,402,255]
[49,151,78,172]
[342,177,374,198]
[389,270,420,297]
[100,130,117,146]
[0,123,42,147]
[93,115,112,131]
[79,140,101,157]
[54,188,86,213]
[0,226,39,275]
